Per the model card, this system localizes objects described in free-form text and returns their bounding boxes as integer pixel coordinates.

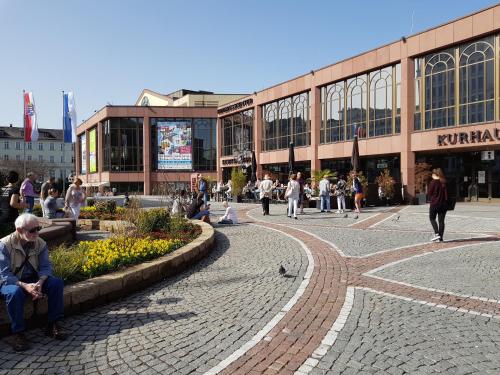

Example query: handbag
[446,197,456,211]
[285,188,292,199]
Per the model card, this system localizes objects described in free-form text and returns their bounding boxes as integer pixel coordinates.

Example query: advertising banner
[80,133,87,174]
[157,120,192,170]
[89,128,97,173]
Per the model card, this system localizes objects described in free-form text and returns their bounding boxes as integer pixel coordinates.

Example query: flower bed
[78,206,126,220]
[50,208,201,284]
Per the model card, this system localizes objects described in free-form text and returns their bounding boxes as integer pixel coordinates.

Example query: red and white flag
[24,91,38,142]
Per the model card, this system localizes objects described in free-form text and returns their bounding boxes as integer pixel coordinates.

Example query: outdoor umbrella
[288,142,295,176]
[250,150,257,183]
[351,127,360,172]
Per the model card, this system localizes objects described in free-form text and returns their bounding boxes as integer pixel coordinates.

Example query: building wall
[216,5,500,198]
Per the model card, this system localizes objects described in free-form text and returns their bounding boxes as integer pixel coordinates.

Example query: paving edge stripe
[355,287,500,319]
[202,223,315,375]
[294,286,355,375]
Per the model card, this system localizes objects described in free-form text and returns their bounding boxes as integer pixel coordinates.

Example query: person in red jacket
[427,168,448,242]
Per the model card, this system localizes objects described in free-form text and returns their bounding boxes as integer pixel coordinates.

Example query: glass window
[27,155,32,161]
[38,143,43,150]
[4,141,9,149]
[60,144,64,151]
[459,36,495,124]
[27,142,32,150]
[3,155,8,161]
[39,155,43,162]
[221,109,254,156]
[369,67,392,137]
[16,142,20,150]
[50,156,54,163]
[16,155,20,161]
[424,49,455,129]
[103,118,144,172]
[321,83,345,143]
[262,92,310,151]
[346,76,367,140]
[193,118,217,171]
[50,143,54,151]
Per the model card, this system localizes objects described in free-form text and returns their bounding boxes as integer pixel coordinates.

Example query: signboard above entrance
[437,128,500,146]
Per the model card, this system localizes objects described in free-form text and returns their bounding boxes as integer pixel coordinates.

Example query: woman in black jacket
[427,168,448,242]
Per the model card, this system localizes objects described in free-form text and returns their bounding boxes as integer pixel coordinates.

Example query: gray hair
[14,213,39,229]
[27,172,36,178]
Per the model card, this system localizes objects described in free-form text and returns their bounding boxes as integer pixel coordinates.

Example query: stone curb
[0,221,214,335]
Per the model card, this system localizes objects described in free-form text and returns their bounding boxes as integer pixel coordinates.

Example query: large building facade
[0,125,75,181]
[217,5,500,201]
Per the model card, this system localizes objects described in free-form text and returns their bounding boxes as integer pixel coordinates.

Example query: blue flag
[63,92,77,143]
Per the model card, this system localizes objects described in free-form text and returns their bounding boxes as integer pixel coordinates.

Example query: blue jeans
[0,276,64,333]
[25,196,35,213]
[192,210,209,220]
[320,195,330,211]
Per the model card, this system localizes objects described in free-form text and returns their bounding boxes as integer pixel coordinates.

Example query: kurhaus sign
[437,128,500,146]
[221,157,251,166]
[217,99,253,114]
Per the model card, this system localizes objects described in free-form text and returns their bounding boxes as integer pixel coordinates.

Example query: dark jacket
[428,179,448,207]
[186,200,204,219]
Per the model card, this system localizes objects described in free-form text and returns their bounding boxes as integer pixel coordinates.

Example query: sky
[0,0,497,130]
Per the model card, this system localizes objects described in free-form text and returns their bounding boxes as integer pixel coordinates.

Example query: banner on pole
[24,91,38,142]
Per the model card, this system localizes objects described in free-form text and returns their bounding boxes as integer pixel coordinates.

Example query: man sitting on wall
[0,214,67,352]
[186,193,210,223]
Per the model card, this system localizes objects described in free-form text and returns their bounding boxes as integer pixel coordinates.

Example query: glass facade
[262,92,310,151]
[103,118,144,172]
[150,117,216,171]
[221,109,254,156]
[321,64,401,143]
[414,35,496,130]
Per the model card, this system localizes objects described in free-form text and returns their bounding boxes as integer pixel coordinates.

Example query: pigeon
[393,215,400,222]
[353,215,359,219]
[279,265,286,276]
[343,214,348,218]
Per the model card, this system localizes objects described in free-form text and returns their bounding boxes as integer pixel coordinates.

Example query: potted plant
[231,168,247,203]
[414,162,432,204]
[375,169,395,206]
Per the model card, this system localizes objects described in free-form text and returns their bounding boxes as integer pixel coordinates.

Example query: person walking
[64,178,86,219]
[259,174,273,215]
[197,174,208,207]
[0,171,29,226]
[319,175,331,213]
[297,172,305,214]
[351,171,363,213]
[286,174,301,219]
[40,176,55,218]
[428,168,448,242]
[20,172,38,213]
[335,175,347,213]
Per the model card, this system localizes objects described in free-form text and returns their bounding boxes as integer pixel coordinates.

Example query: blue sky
[0,0,497,130]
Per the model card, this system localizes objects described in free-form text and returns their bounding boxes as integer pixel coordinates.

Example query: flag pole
[62,90,66,197]
[23,90,26,179]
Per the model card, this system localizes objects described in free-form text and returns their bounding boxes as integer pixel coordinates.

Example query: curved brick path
[216,204,500,374]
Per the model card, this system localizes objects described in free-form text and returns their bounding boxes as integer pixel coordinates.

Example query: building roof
[0,125,64,141]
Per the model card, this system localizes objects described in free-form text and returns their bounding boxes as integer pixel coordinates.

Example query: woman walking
[335,175,347,213]
[351,171,363,213]
[64,178,86,219]
[286,174,301,219]
[428,168,448,242]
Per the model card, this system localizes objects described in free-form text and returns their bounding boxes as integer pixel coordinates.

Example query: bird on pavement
[279,265,286,276]
[343,214,348,218]
[353,215,359,219]
[393,214,400,221]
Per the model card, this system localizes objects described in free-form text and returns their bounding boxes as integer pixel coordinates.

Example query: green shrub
[87,198,95,207]
[134,208,170,234]
[32,203,43,217]
[95,200,117,214]
[49,244,87,284]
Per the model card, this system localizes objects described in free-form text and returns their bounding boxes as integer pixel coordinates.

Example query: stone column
[143,117,151,195]
[254,104,262,178]
[216,117,223,182]
[310,86,321,176]
[400,57,416,201]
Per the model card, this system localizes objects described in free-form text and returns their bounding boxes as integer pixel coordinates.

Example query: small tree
[375,169,395,199]
[414,162,432,194]
[230,168,247,198]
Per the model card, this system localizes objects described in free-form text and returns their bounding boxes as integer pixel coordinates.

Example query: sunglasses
[26,226,42,234]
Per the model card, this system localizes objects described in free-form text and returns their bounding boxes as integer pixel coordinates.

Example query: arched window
[424,50,455,129]
[459,37,495,124]
[346,76,367,140]
[369,67,393,137]
[263,102,278,151]
[278,98,292,149]
[324,83,344,143]
[293,93,309,146]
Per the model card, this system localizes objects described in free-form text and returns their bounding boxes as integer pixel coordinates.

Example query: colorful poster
[80,133,87,174]
[157,121,192,170]
[89,128,97,173]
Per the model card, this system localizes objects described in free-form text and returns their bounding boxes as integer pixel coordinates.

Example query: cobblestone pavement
[0,222,307,375]
[1,201,499,374]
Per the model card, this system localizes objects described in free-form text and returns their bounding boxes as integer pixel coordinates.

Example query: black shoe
[7,332,30,352]
[294,217,298,220]
[320,210,325,213]
[46,322,67,341]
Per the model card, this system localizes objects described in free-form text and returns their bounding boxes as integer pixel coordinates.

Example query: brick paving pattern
[0,201,499,374]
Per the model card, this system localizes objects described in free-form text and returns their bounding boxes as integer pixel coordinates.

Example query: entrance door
[461,151,500,199]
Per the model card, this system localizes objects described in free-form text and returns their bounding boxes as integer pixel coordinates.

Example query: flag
[24,91,38,142]
[63,91,77,143]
